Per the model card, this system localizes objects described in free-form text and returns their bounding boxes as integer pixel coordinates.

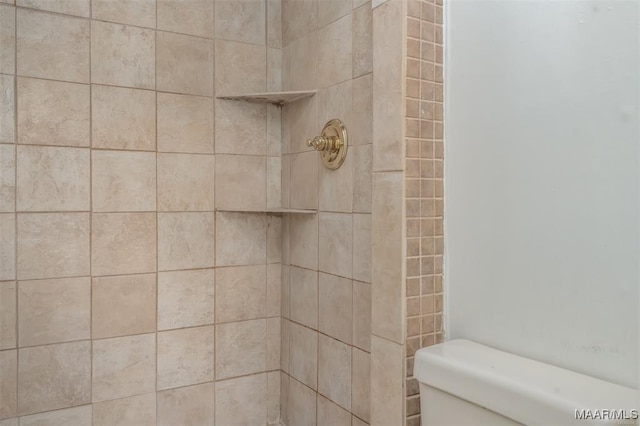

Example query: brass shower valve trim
[306,119,348,170]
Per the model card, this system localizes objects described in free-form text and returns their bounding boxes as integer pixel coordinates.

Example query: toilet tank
[414,340,637,425]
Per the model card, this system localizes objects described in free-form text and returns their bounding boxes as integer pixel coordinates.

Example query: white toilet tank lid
[414,339,637,425]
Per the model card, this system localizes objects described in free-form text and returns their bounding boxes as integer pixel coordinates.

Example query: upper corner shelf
[216,208,317,215]
[217,90,317,107]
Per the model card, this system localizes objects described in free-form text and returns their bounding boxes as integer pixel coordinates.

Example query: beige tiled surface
[157,326,214,390]
[156,31,213,97]
[157,383,215,426]
[93,394,155,426]
[20,405,91,426]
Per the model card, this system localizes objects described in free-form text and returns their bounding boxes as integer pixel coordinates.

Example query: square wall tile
[0,145,15,212]
[92,213,156,276]
[282,0,317,45]
[353,213,372,282]
[289,322,318,389]
[370,336,404,426]
[18,341,90,415]
[319,273,352,344]
[289,266,318,329]
[287,376,316,426]
[215,373,267,426]
[352,2,372,78]
[318,334,351,410]
[157,31,213,96]
[215,40,266,94]
[352,347,370,422]
[157,326,214,390]
[158,269,214,330]
[157,383,215,426]
[317,394,351,426]
[17,77,90,147]
[317,14,352,88]
[318,0,350,28]
[0,282,16,349]
[92,274,156,339]
[267,371,280,422]
[92,334,156,402]
[319,147,353,213]
[93,393,155,426]
[352,74,373,146]
[17,10,89,83]
[0,6,15,75]
[158,0,213,38]
[215,100,267,155]
[158,212,215,271]
[289,152,318,210]
[266,317,280,371]
[91,21,155,89]
[215,212,266,266]
[157,153,215,211]
[17,0,89,17]
[157,93,214,154]
[353,281,371,351]
[17,213,89,280]
[17,146,89,212]
[215,0,265,45]
[0,214,15,281]
[92,151,156,212]
[266,216,282,264]
[353,144,372,213]
[215,155,266,211]
[0,75,14,144]
[0,349,16,418]
[289,214,318,270]
[266,0,281,48]
[215,319,266,380]
[216,265,266,323]
[92,0,156,27]
[318,212,353,278]
[19,405,91,426]
[91,85,156,151]
[266,262,281,317]
[18,277,90,347]
[283,31,320,91]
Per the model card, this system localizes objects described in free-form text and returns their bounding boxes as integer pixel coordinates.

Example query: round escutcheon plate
[320,119,348,170]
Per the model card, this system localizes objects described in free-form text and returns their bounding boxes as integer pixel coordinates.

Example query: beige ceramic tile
[215,0,265,45]
[280,318,289,372]
[0,145,14,213]
[17,10,89,83]
[319,273,352,344]
[92,334,155,402]
[266,262,281,316]
[157,93,214,154]
[92,0,155,27]
[289,152,319,210]
[352,73,373,146]
[0,349,16,418]
[0,6,15,74]
[352,347,370,422]
[157,153,215,211]
[215,40,266,94]
[16,146,89,212]
[317,14,352,88]
[157,326,214,390]
[215,212,266,266]
[283,95,317,153]
[266,317,280,370]
[92,213,156,276]
[0,214,14,281]
[353,213,372,282]
[353,144,372,213]
[18,341,90,415]
[266,371,280,422]
[352,2,372,77]
[215,100,266,155]
[92,274,156,339]
[371,172,403,343]
[17,77,90,147]
[92,151,156,212]
[157,383,215,426]
[158,212,215,271]
[318,0,351,28]
[158,0,214,38]
[318,335,351,410]
[370,336,403,426]
[215,373,267,425]
[317,394,350,426]
[289,322,317,389]
[0,75,14,144]
[215,319,265,379]
[17,213,89,280]
[319,213,353,278]
[319,150,353,213]
[91,21,155,89]
[0,418,16,426]
[352,281,371,351]
[91,85,156,151]
[266,216,282,264]
[19,405,91,426]
[267,157,281,209]
[267,104,281,155]
[158,269,214,330]
[215,155,266,211]
[266,0,281,48]
[0,282,15,349]
[282,0,317,45]
[17,0,88,16]
[18,277,90,347]
[93,394,155,426]
[216,265,265,323]
[372,0,403,171]
[157,31,213,96]
[286,376,316,426]
[317,79,352,138]
[289,266,318,329]
[289,213,318,270]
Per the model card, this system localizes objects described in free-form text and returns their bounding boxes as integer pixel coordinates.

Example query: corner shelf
[216,90,317,107]
[216,208,317,215]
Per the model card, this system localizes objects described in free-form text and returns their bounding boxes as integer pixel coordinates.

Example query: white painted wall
[445,0,639,388]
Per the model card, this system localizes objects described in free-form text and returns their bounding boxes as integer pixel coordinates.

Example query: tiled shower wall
[279,0,373,424]
[0,0,283,424]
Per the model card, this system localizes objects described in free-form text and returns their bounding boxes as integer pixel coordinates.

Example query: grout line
[88,0,94,408]
[13,0,18,414]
